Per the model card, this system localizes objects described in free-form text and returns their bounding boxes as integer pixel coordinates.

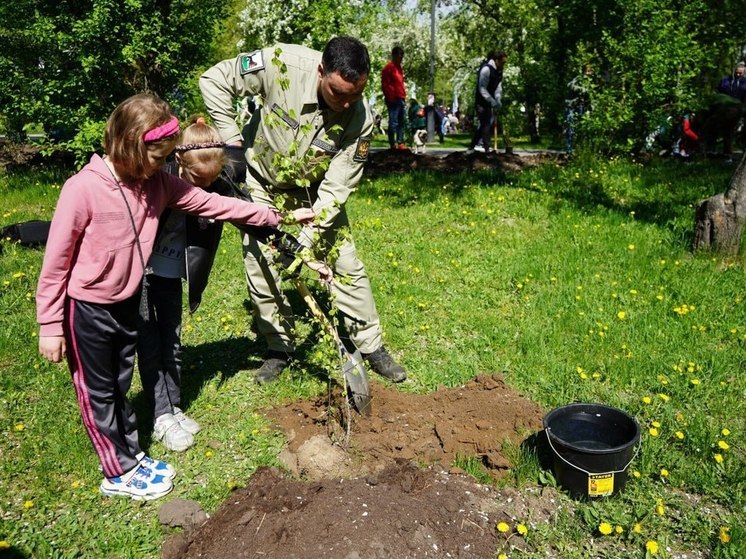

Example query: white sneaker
[154,413,194,452]
[136,452,177,480]
[173,407,201,435]
[474,145,486,153]
[99,464,173,501]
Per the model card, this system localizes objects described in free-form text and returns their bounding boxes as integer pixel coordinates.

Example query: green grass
[1,155,744,558]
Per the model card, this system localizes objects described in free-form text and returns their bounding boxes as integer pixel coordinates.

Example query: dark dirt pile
[364,149,563,178]
[166,375,560,559]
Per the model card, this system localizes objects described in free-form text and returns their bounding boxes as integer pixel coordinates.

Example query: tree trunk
[692,151,746,255]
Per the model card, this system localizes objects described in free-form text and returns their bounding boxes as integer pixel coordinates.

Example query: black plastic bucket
[543,403,640,499]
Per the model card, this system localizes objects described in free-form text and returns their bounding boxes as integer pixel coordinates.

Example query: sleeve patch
[353,137,371,162]
[239,51,265,75]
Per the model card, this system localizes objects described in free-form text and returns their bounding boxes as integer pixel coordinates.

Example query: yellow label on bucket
[588,473,615,496]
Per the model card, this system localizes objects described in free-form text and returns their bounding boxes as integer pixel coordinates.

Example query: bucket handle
[545,427,641,477]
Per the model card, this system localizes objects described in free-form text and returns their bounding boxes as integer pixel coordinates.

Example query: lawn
[0,153,743,558]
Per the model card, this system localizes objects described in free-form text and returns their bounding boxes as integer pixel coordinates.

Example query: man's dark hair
[487,50,507,62]
[322,37,370,81]
[392,46,404,57]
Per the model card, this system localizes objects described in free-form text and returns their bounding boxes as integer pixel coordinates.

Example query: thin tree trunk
[692,152,746,255]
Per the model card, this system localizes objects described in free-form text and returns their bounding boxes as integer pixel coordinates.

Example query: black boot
[364,346,406,382]
[255,350,290,385]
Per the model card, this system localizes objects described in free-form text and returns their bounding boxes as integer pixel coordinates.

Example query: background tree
[0,0,230,146]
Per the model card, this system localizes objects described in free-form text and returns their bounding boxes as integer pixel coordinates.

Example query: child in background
[137,117,226,453]
[140,117,334,453]
[36,94,315,500]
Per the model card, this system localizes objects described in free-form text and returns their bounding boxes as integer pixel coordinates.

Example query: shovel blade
[342,349,372,416]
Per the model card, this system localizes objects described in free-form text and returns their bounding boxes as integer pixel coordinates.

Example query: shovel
[293,278,373,416]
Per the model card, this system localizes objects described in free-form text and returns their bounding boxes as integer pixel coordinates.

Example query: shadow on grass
[360,154,735,242]
[129,285,348,444]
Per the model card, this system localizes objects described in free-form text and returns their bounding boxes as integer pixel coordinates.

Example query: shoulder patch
[239,51,265,75]
[353,136,371,163]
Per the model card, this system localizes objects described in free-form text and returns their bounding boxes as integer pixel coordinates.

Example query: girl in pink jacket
[36,93,314,500]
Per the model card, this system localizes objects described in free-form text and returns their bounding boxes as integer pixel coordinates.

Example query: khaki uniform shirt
[200,44,373,245]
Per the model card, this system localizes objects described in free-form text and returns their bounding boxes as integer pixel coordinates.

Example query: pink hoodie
[37,154,279,337]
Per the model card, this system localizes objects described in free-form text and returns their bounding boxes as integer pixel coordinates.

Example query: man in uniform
[200,36,406,384]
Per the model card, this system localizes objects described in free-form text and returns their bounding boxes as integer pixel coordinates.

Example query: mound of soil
[167,375,559,559]
[364,149,562,178]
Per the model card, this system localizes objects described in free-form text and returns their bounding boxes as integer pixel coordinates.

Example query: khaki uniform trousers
[242,175,382,355]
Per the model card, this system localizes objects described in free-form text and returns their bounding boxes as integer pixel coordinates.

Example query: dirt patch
[169,375,558,558]
[270,374,545,479]
[364,149,563,178]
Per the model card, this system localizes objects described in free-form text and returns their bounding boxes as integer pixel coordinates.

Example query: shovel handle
[294,279,342,346]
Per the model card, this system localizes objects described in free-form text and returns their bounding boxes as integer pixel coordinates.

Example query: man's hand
[286,208,316,225]
[39,336,66,362]
[304,259,334,284]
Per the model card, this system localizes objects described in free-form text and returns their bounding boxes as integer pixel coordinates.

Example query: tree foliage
[0,0,229,143]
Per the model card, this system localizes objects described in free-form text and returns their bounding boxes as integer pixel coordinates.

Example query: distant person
[565,64,592,154]
[675,110,699,159]
[712,62,746,157]
[36,93,314,500]
[718,62,746,102]
[467,51,507,153]
[408,98,428,153]
[382,46,408,150]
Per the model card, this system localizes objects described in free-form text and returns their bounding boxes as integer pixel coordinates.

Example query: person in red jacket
[677,111,699,159]
[381,46,407,150]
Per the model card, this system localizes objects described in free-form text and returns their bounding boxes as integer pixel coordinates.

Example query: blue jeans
[386,99,406,146]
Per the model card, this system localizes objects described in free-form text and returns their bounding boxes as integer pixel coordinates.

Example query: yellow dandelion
[642,396,652,404]
[658,394,670,402]
[690,378,700,386]
[628,244,636,250]
[615,525,624,534]
[675,431,685,440]
[497,522,510,533]
[516,523,528,536]
[721,428,731,437]
[717,440,730,450]
[599,522,613,535]
[652,421,661,428]
[498,554,509,559]
[719,526,731,544]
[655,499,665,516]
[660,468,669,478]
[14,423,24,431]
[205,450,214,458]
[580,372,588,379]
[714,453,724,464]
[24,500,33,510]
[617,311,627,319]
[633,523,643,534]
[649,427,659,437]
[646,540,659,555]
[633,470,641,478]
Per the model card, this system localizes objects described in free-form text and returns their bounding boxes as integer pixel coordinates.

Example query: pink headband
[143,116,180,142]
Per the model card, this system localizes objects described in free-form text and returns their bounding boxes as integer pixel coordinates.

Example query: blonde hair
[176,117,226,174]
[104,93,178,182]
